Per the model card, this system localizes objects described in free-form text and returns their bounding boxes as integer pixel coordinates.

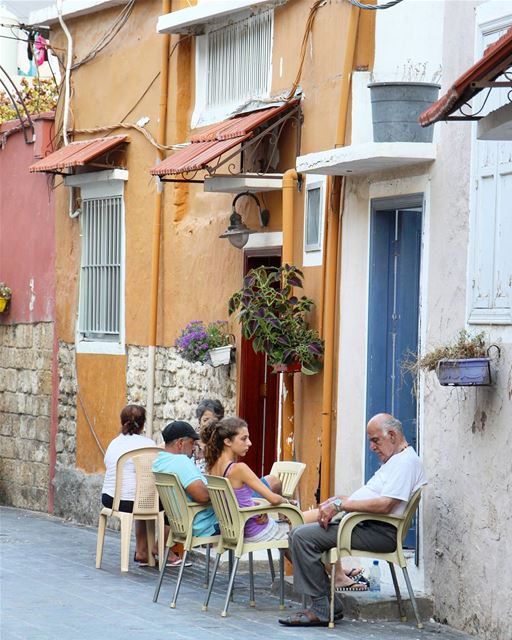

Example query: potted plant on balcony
[402,330,497,387]
[228,264,324,375]
[175,320,234,367]
[0,282,12,313]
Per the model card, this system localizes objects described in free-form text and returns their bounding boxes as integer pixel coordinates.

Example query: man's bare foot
[335,567,364,589]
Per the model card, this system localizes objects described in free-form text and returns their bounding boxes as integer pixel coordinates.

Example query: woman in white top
[101,404,155,564]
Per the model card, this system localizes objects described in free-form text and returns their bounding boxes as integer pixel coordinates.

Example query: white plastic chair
[269,461,306,499]
[96,447,165,572]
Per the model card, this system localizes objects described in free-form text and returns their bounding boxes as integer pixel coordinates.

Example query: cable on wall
[348,0,404,10]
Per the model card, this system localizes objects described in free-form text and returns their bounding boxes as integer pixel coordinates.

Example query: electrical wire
[286,0,325,100]
[68,121,182,151]
[70,0,135,70]
[56,0,72,145]
[348,0,404,9]
[0,63,35,142]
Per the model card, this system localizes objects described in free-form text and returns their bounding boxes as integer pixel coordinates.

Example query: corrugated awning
[420,27,512,127]
[150,101,298,178]
[29,135,128,173]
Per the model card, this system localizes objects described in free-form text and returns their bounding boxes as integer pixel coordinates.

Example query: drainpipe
[281,168,298,460]
[146,0,171,439]
[319,5,360,501]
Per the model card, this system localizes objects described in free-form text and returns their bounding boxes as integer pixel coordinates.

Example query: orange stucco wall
[75,354,127,473]
[49,0,374,493]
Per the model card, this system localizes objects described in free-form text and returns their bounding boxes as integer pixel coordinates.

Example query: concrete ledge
[272,576,434,622]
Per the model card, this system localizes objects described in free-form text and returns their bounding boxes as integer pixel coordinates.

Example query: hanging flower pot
[272,361,302,374]
[209,345,233,367]
[0,282,12,313]
[436,358,492,386]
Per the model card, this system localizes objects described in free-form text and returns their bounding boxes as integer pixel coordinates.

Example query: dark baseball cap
[161,420,199,444]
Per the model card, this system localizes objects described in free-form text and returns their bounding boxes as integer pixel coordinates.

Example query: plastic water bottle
[369,560,381,591]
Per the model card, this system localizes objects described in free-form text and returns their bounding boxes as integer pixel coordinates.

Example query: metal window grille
[78,196,122,341]
[206,10,273,111]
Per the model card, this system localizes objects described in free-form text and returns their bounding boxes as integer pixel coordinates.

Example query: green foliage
[228,264,324,375]
[0,77,58,124]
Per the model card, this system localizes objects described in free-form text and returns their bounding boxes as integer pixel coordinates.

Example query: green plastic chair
[153,472,220,608]
[202,474,304,617]
[325,488,424,629]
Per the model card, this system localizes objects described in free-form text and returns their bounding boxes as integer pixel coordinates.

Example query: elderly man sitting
[279,413,427,628]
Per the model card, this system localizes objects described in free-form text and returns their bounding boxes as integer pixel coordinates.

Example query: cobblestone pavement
[0,507,476,640]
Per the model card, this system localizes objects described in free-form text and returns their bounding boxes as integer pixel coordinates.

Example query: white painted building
[298,1,512,637]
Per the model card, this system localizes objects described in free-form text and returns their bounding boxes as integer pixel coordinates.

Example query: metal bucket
[368,82,440,143]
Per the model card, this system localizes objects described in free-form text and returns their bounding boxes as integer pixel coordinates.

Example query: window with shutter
[303,175,326,267]
[468,18,512,324]
[193,10,273,128]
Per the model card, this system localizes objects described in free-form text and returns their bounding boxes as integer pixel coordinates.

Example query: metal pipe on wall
[146,0,171,439]
[281,168,298,460]
[319,4,360,501]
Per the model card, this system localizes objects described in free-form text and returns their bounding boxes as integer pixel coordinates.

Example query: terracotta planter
[209,345,233,367]
[436,358,491,386]
[272,361,302,374]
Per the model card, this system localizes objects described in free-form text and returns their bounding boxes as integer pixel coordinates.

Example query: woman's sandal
[335,575,370,592]
[133,553,149,567]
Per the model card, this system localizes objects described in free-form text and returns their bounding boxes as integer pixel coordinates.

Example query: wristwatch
[332,498,343,513]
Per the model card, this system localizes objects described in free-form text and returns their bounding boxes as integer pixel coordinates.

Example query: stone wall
[53,342,236,525]
[126,345,237,430]
[0,322,53,511]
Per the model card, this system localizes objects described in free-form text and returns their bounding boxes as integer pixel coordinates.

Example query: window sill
[76,340,126,356]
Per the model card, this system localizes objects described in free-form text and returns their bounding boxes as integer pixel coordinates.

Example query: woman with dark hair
[196,398,224,429]
[201,417,367,588]
[101,404,157,565]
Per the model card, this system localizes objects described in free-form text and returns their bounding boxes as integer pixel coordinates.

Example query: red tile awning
[29,135,128,173]
[150,101,298,177]
[420,27,512,127]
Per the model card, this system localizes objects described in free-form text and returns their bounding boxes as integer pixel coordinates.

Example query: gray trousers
[288,520,397,598]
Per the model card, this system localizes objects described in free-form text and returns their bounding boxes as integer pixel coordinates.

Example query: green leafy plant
[0,282,12,299]
[228,264,324,375]
[0,77,59,124]
[402,330,487,376]
[206,320,232,349]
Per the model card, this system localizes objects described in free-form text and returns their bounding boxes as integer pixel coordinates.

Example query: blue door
[365,202,422,549]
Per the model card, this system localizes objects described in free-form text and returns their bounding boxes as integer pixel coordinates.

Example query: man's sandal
[278,608,343,627]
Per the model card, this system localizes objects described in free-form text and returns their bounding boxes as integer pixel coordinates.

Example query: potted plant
[205,320,234,366]
[175,320,234,366]
[228,264,324,375]
[403,330,496,387]
[0,282,12,313]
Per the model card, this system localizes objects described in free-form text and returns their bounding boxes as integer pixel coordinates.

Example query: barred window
[194,10,273,126]
[78,195,122,342]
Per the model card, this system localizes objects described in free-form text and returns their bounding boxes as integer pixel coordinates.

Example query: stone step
[273,576,434,622]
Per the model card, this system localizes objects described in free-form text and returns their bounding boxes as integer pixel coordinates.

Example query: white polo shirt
[349,447,427,515]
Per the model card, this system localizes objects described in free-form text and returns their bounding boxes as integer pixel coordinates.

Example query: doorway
[365,195,422,549]
[238,249,281,477]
